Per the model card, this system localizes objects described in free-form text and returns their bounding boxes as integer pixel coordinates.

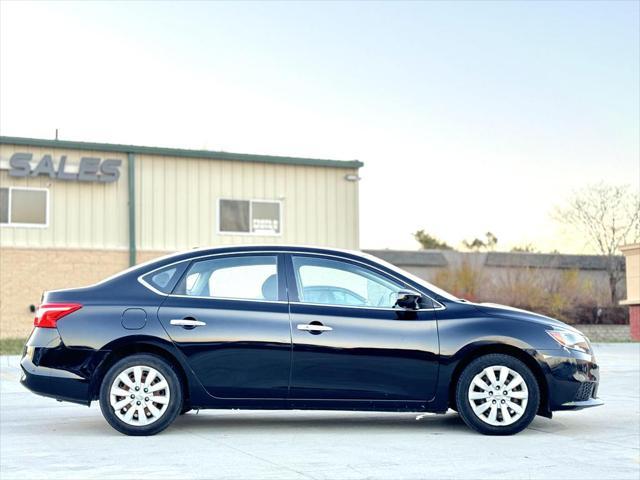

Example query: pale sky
[1,1,638,253]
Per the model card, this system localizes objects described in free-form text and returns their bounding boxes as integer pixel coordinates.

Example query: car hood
[472,302,579,332]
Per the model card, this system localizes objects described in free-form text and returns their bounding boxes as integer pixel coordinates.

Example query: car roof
[98,243,455,304]
[157,244,372,263]
[193,244,362,255]
[104,245,377,283]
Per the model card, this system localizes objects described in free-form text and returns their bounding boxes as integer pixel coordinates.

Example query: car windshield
[361,252,460,302]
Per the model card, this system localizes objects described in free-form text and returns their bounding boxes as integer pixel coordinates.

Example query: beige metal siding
[1,143,359,252]
[135,153,359,250]
[0,144,129,249]
[1,140,359,339]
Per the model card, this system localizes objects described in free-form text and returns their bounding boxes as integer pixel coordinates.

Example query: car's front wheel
[455,353,540,435]
[99,353,183,436]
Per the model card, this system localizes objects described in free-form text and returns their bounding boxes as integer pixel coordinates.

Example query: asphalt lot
[1,343,638,480]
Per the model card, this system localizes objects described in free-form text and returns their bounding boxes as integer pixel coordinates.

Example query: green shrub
[0,338,26,356]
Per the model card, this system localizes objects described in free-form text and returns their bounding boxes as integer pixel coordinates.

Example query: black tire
[455,353,540,435]
[99,353,183,436]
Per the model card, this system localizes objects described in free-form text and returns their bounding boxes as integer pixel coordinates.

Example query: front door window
[292,256,403,308]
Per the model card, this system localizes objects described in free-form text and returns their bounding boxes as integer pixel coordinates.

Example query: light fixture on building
[344,174,361,182]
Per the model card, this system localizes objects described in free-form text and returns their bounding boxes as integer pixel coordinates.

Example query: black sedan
[20,245,602,436]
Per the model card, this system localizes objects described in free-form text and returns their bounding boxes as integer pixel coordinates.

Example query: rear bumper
[20,355,90,405]
[19,328,98,406]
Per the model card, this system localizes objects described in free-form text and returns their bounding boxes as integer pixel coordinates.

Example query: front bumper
[553,397,605,411]
[538,348,603,412]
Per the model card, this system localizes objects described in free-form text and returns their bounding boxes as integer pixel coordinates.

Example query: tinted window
[141,263,187,294]
[302,286,367,306]
[292,256,403,308]
[219,199,250,233]
[176,255,279,301]
[151,268,178,289]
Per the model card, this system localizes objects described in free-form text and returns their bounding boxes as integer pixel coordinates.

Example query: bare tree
[462,231,498,251]
[555,183,640,303]
[413,230,453,250]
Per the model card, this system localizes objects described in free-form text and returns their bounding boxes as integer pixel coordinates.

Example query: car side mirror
[395,289,422,310]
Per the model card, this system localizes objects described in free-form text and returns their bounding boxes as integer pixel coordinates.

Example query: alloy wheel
[109,365,171,426]
[467,365,529,426]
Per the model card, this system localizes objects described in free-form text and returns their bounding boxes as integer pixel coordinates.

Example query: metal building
[0,136,362,337]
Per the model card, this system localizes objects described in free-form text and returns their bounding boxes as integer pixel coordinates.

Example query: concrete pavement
[1,343,638,479]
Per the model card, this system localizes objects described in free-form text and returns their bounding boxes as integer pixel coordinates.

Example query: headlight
[547,330,591,354]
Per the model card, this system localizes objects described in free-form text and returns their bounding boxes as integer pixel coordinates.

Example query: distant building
[0,136,362,337]
[620,244,640,341]
[366,250,625,296]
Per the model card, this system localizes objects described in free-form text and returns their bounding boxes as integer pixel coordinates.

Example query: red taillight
[34,303,82,328]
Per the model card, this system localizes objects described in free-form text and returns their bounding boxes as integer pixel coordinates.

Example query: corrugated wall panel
[0,144,128,249]
[135,155,360,251]
[1,143,359,252]
[330,169,340,246]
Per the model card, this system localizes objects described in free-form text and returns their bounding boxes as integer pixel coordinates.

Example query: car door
[156,253,291,400]
[286,253,440,403]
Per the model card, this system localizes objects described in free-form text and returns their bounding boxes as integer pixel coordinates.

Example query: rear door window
[174,255,280,301]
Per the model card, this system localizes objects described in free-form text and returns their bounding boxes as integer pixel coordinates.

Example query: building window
[219,199,250,233]
[218,199,281,235]
[0,187,49,227]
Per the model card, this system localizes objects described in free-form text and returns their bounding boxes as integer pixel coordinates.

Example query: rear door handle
[170,319,207,327]
[297,324,333,332]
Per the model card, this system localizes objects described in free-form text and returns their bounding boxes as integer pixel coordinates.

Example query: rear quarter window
[141,262,188,294]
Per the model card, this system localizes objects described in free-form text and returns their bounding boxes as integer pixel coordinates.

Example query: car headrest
[261,274,278,301]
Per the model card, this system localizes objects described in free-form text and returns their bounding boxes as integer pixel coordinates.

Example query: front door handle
[297,323,333,332]
[170,319,207,328]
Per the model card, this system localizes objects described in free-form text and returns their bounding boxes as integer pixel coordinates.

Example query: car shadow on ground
[169,411,470,434]
[23,409,554,437]
[29,410,473,437]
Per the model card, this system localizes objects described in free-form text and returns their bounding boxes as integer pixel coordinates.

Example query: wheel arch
[447,343,551,418]
[90,339,191,408]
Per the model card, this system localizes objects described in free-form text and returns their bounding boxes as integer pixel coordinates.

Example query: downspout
[127,152,136,266]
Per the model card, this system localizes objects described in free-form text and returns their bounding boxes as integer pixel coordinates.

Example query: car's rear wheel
[455,353,539,435]
[99,354,182,436]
